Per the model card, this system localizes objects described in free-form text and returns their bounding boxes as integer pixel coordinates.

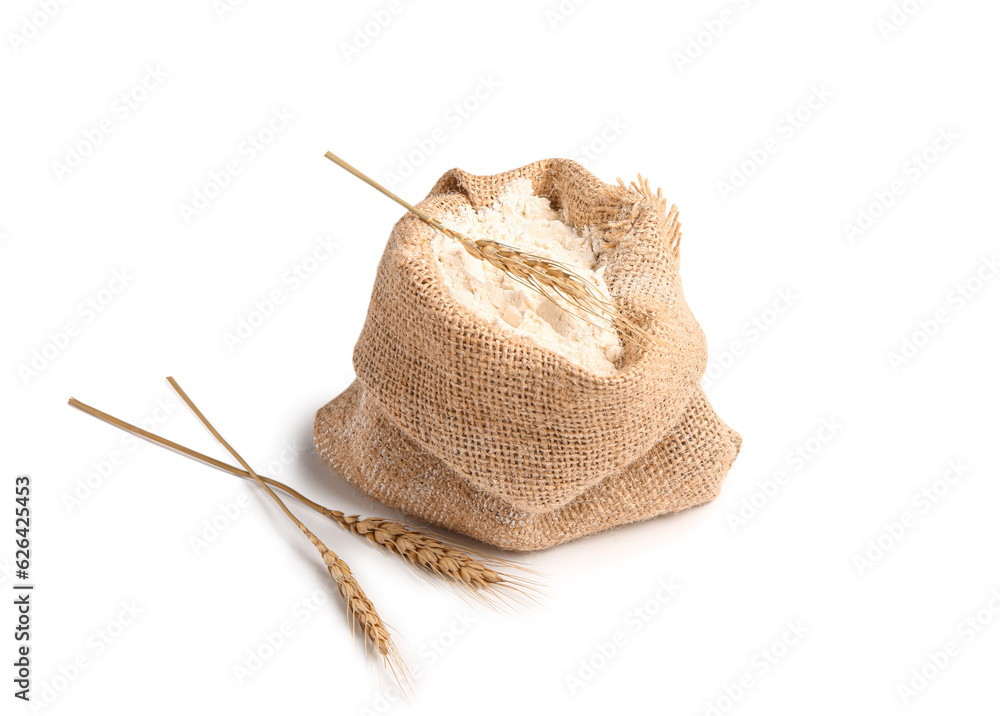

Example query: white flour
[432,178,623,375]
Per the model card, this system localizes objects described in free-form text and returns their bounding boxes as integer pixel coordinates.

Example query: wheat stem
[68,396,313,501]
[157,378,405,681]
[164,377,300,525]
[66,395,537,601]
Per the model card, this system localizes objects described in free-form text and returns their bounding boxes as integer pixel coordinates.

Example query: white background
[2,0,998,714]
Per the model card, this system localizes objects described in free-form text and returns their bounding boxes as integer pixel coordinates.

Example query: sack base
[314,381,741,552]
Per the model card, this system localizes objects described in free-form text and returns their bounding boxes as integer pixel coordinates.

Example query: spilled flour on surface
[432,178,623,375]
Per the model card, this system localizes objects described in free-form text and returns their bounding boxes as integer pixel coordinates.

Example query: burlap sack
[314,159,740,551]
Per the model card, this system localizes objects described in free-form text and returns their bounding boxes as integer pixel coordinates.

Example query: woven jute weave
[314,159,741,551]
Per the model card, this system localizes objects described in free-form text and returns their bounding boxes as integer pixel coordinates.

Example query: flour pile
[432,178,623,375]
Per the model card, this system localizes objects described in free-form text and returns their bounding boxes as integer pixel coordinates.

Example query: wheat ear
[161,378,407,683]
[66,396,537,604]
[325,513,541,606]
[323,150,663,349]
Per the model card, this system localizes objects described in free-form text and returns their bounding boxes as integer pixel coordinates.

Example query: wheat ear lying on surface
[327,513,540,606]
[161,377,407,684]
[323,150,665,349]
[65,396,537,603]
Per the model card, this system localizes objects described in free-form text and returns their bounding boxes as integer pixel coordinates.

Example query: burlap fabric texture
[314,159,740,551]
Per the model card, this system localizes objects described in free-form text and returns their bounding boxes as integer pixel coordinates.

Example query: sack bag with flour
[314,159,741,551]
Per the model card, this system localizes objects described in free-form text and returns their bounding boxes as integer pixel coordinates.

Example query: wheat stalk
[323,151,664,349]
[66,396,537,604]
[159,377,407,684]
